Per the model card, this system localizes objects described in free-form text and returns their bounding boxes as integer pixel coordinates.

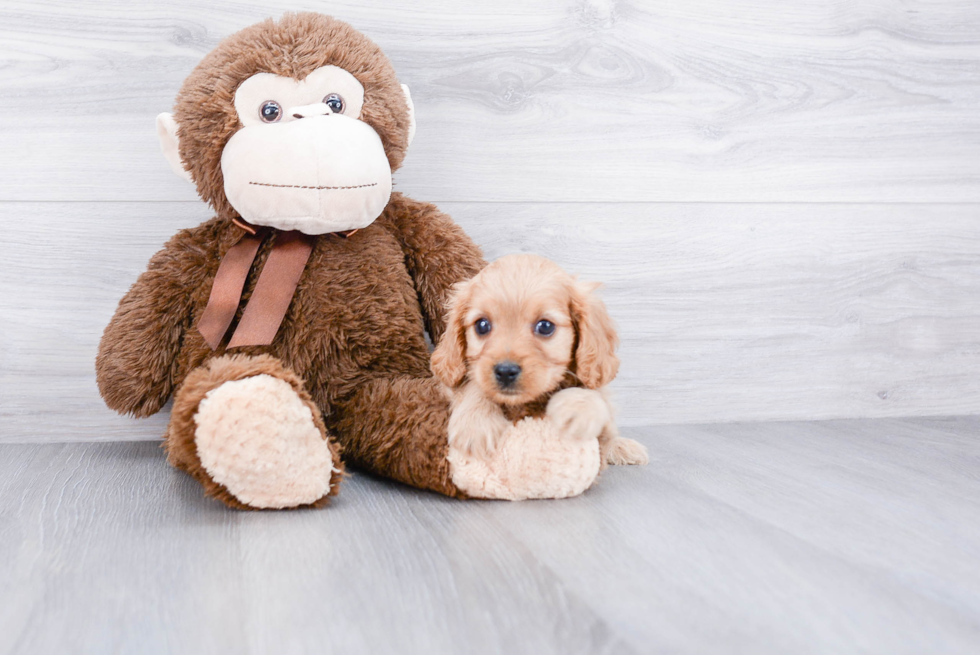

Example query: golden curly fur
[431,254,649,467]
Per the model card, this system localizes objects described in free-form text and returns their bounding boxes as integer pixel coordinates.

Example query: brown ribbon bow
[198,220,331,350]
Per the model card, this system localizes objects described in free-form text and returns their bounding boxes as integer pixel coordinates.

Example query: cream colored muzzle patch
[221,114,392,235]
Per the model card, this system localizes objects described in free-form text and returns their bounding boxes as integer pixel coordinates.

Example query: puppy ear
[570,280,619,389]
[431,279,473,388]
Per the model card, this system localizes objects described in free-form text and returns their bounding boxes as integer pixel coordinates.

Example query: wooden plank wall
[1,0,979,441]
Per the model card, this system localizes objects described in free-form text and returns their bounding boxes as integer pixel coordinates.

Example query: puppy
[431,254,648,468]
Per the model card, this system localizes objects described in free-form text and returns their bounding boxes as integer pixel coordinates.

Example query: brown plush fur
[331,376,465,498]
[96,15,485,507]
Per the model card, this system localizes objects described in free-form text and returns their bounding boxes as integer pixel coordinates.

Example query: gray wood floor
[2,416,978,654]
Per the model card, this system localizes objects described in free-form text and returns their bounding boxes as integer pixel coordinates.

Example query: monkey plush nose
[289,102,332,119]
[494,362,522,388]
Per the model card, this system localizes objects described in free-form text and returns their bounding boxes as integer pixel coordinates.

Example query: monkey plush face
[219,65,394,233]
[156,13,416,235]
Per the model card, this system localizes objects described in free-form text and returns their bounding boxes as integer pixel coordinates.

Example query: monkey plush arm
[96,230,207,417]
[381,193,485,344]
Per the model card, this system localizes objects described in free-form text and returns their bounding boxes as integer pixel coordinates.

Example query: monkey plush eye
[474,318,492,336]
[259,100,282,123]
[534,320,556,337]
[323,93,345,114]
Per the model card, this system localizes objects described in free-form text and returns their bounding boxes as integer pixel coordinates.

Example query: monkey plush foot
[166,354,343,510]
[447,416,601,501]
[193,375,339,508]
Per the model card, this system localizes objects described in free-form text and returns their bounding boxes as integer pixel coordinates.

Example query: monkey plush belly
[154,222,421,386]
[299,222,431,370]
[277,222,435,401]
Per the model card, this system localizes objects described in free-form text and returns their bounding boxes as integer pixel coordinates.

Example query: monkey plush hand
[96,13,484,509]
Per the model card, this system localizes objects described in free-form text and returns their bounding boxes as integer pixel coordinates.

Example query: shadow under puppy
[431,254,647,499]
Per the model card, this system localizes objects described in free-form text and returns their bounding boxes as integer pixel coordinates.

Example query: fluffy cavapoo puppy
[431,254,647,500]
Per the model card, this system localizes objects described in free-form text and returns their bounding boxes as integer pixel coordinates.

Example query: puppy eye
[534,320,556,337]
[474,318,492,336]
[259,100,282,123]
[323,93,345,114]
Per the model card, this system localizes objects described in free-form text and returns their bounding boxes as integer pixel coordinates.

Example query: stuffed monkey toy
[97,13,605,509]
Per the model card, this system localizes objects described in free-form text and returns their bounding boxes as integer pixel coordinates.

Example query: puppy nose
[494,361,522,388]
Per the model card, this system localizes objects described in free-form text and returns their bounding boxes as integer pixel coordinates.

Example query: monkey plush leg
[330,376,464,497]
[331,377,606,500]
[165,354,344,510]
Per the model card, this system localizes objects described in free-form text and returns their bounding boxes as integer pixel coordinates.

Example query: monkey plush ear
[401,84,416,147]
[155,112,193,183]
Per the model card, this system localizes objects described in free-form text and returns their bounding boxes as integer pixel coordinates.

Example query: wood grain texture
[470,201,980,425]
[0,0,978,202]
[1,201,978,442]
[2,417,979,654]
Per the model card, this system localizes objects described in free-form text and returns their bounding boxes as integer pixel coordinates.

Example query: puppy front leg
[447,382,510,457]
[546,388,610,441]
[595,390,649,466]
[600,422,649,467]
[550,388,648,467]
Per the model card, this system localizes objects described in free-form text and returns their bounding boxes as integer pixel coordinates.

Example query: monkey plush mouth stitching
[248,182,378,190]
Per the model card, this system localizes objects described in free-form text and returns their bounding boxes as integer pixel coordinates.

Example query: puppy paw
[546,387,610,441]
[448,382,510,457]
[605,437,649,466]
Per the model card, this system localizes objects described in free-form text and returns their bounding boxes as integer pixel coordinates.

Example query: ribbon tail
[198,231,265,350]
[227,231,316,348]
